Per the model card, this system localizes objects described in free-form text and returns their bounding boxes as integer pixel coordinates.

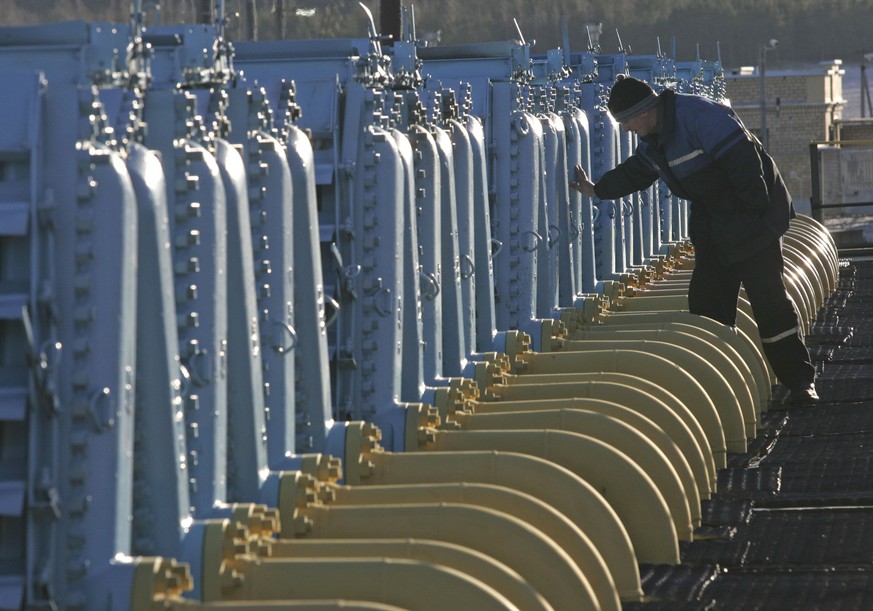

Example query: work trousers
[688,239,816,391]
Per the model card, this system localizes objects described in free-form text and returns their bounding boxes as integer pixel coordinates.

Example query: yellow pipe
[288,503,600,611]
[242,603,406,610]
[617,293,760,347]
[312,444,644,600]
[129,556,409,611]
[600,308,775,387]
[509,349,733,462]
[784,215,839,309]
[469,393,709,497]
[165,601,407,609]
[631,286,687,296]
[576,319,769,406]
[498,371,717,457]
[790,214,839,287]
[782,262,813,333]
[450,407,701,526]
[423,429,682,562]
[792,248,826,316]
[557,332,758,436]
[783,241,826,311]
[789,221,838,294]
[485,379,715,495]
[201,522,523,610]
[735,293,775,362]
[640,279,691,288]
[785,233,832,304]
[324,482,617,610]
[786,221,834,281]
[568,326,758,402]
[662,269,694,280]
[270,538,552,611]
[175,600,408,610]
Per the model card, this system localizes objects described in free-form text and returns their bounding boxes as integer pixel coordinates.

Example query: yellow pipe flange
[450,407,701,528]
[270,538,552,611]
[295,502,600,611]
[304,447,644,601]
[556,333,757,437]
[422,429,681,563]
[485,380,714,495]
[509,349,732,464]
[130,556,193,610]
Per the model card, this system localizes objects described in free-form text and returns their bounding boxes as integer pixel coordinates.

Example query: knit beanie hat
[607,75,659,122]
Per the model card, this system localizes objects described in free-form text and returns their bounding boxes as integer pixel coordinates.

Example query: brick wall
[724,62,844,203]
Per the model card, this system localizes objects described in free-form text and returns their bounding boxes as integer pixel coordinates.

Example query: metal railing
[809,139,873,255]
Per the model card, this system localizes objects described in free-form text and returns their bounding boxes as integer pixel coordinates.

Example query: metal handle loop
[271,320,298,354]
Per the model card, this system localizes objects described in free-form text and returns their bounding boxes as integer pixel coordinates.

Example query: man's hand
[570,163,596,197]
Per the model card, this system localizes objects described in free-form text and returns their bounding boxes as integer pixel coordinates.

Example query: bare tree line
[0,0,870,66]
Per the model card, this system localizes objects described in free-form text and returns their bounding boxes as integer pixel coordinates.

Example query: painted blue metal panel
[0,23,143,607]
[493,95,543,334]
[444,107,478,368]
[142,87,230,518]
[215,137,269,501]
[431,119,467,378]
[563,101,596,295]
[126,142,190,558]
[409,119,444,386]
[0,575,23,611]
[463,114,499,353]
[67,146,138,606]
[538,106,571,312]
[224,86,298,468]
[391,99,427,405]
[286,108,335,453]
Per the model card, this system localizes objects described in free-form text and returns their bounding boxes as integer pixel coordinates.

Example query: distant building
[724,61,845,206]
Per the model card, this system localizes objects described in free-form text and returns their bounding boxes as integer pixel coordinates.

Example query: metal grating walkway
[627,258,873,610]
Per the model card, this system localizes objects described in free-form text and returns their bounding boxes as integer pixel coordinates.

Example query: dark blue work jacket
[593,89,795,264]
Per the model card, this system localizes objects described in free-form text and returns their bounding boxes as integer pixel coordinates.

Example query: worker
[570,75,818,406]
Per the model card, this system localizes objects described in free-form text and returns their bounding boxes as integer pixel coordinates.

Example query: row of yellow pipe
[133,215,839,609]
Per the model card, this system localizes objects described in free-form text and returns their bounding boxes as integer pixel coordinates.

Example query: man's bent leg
[688,247,742,326]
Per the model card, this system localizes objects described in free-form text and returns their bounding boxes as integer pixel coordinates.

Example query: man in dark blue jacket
[570,75,818,406]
